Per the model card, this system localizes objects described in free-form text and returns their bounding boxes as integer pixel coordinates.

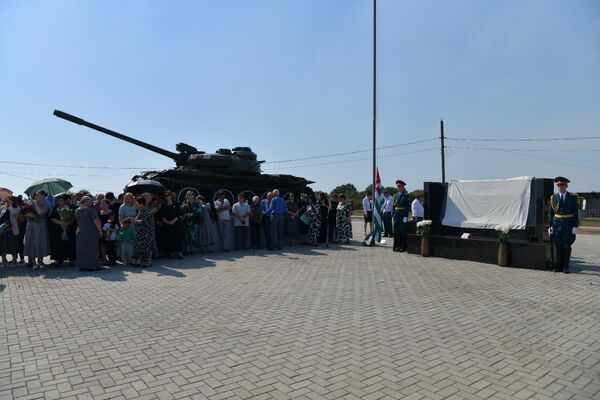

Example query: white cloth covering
[441,177,532,230]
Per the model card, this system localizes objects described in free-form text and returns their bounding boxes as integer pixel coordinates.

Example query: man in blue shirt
[268,189,286,250]
[260,192,273,250]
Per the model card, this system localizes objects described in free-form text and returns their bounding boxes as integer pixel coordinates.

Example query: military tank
[53,110,314,203]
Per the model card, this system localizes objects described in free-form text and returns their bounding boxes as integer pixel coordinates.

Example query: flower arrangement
[416,219,433,236]
[58,206,75,240]
[495,224,511,242]
[20,204,37,221]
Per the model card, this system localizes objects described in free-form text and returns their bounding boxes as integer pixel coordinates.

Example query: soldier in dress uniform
[548,176,578,273]
[392,180,410,252]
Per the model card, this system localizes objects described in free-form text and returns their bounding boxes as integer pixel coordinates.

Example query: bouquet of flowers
[20,204,37,222]
[416,220,433,236]
[495,224,511,243]
[58,206,75,241]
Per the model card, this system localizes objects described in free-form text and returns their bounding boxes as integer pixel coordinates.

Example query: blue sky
[1,0,599,195]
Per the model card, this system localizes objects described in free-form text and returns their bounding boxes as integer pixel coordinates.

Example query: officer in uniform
[392,180,410,252]
[548,176,578,273]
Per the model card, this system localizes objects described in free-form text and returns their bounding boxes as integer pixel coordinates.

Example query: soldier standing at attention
[548,176,578,273]
[393,180,410,252]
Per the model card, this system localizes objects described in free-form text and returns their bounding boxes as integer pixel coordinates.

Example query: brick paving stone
[1,228,600,399]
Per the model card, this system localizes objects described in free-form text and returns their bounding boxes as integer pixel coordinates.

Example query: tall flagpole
[371,0,377,243]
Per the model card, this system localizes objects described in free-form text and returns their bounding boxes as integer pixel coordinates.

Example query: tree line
[327,183,424,211]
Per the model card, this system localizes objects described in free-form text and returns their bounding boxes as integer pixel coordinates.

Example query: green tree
[330,183,358,197]
[408,189,424,204]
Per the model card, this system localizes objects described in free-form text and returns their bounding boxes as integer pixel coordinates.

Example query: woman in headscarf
[131,196,155,268]
[24,191,51,269]
[306,195,321,247]
[336,193,353,244]
[75,196,103,271]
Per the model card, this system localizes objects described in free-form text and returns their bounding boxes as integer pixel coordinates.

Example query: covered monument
[406,177,554,269]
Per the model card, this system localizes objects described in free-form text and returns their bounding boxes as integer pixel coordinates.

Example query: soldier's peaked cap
[395,179,406,185]
[554,176,570,184]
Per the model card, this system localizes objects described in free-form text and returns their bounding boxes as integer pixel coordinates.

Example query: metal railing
[580,209,600,219]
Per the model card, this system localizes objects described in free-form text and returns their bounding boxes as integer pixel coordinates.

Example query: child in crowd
[118,219,134,265]
[102,214,120,266]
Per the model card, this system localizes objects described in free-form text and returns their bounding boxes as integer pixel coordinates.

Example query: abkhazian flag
[373,168,385,242]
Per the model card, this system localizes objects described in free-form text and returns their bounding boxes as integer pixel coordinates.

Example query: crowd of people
[0,188,355,271]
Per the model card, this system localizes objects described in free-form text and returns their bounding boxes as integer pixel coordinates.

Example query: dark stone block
[407,234,548,269]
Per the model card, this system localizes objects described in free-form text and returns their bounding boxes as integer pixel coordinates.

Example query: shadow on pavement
[0,241,361,283]
[0,257,219,282]
[570,256,600,276]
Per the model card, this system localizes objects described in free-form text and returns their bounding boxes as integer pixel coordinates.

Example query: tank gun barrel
[53,110,183,164]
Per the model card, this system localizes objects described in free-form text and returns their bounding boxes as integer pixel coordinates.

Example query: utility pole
[440,119,446,183]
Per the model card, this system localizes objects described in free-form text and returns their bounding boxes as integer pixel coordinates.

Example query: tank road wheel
[238,190,256,203]
[177,187,199,204]
[283,192,293,201]
[213,189,234,205]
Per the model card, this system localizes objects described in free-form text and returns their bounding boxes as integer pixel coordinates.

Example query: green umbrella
[25,178,73,197]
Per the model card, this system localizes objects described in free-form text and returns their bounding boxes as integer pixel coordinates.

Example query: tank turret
[54,110,262,174]
[53,110,313,201]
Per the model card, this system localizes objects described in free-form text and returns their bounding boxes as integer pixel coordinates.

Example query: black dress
[318,201,329,243]
[328,200,338,241]
[159,202,182,254]
[298,200,309,235]
[48,207,69,264]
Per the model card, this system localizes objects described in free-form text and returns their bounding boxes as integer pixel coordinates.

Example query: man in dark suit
[393,180,410,252]
[548,176,578,273]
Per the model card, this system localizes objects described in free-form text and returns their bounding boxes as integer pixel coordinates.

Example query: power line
[263,147,438,171]
[449,143,600,171]
[447,136,600,142]
[0,171,36,181]
[0,159,161,170]
[264,138,438,164]
[448,145,600,152]
[0,139,438,170]
[0,170,135,178]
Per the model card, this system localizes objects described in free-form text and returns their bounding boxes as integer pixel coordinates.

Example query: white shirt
[102,223,120,241]
[383,195,394,213]
[362,196,373,214]
[232,202,250,227]
[411,199,424,218]
[559,192,567,201]
[214,199,231,220]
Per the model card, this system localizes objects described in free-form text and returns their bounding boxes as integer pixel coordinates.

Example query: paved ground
[1,230,600,400]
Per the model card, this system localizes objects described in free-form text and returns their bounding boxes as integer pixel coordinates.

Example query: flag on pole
[373,168,385,242]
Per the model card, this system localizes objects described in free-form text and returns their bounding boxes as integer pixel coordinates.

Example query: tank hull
[130,167,314,202]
